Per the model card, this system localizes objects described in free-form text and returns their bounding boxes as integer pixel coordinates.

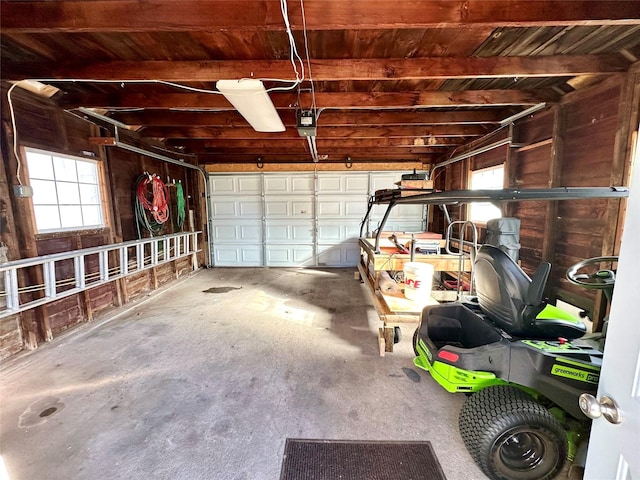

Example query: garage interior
[1,2,640,479]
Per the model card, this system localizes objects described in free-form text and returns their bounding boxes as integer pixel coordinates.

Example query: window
[25,148,104,233]
[468,164,504,223]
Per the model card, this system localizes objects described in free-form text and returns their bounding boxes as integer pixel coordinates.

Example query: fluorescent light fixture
[12,80,60,98]
[216,79,285,132]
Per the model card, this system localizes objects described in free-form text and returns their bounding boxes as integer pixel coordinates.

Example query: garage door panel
[209,170,419,267]
[371,172,402,191]
[211,198,262,218]
[317,223,361,243]
[264,197,314,218]
[266,245,315,266]
[266,222,314,243]
[210,175,262,195]
[213,222,262,243]
[264,174,314,194]
[317,197,368,217]
[317,173,369,194]
[214,245,263,266]
[317,243,361,267]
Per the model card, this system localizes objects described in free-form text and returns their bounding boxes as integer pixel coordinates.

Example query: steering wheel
[566,256,618,290]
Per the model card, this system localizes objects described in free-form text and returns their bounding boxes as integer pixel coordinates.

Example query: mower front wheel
[459,385,567,480]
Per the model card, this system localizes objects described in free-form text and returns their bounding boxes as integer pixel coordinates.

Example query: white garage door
[208,171,425,267]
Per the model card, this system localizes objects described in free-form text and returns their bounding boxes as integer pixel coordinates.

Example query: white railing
[0,232,201,319]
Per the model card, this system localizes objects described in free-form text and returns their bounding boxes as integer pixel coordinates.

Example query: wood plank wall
[438,74,637,328]
[0,87,204,360]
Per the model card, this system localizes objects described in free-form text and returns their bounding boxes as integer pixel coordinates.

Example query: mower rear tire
[459,385,567,480]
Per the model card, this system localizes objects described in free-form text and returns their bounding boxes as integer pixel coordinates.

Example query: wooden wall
[0,86,205,360]
[434,72,638,328]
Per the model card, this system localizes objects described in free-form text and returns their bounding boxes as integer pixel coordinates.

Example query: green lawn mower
[413,245,617,480]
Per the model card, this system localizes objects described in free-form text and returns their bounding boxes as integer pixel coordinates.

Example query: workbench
[358,236,471,355]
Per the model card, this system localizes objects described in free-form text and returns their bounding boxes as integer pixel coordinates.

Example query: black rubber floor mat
[279,439,447,480]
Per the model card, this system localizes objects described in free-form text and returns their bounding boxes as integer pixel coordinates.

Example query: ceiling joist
[3,0,640,33]
[109,110,506,127]
[10,55,630,82]
[140,125,488,140]
[63,90,557,109]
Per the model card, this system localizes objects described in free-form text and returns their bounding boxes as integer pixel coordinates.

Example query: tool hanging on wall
[175,180,186,231]
[134,173,169,238]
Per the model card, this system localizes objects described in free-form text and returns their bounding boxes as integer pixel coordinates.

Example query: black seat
[474,245,586,339]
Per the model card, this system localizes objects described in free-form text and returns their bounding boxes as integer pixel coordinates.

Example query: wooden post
[0,91,52,346]
[592,71,640,329]
[541,105,564,269]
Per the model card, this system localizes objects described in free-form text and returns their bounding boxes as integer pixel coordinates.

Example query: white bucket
[404,262,434,303]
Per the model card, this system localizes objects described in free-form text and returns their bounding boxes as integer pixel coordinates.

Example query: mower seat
[475,245,587,339]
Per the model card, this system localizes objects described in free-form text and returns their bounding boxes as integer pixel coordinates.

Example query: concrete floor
[0,267,485,480]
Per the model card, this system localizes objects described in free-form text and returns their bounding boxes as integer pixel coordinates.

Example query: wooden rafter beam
[3,1,640,33]
[62,90,556,109]
[196,153,430,164]
[110,109,506,127]
[11,56,630,82]
[140,125,488,139]
[169,138,465,151]
[192,147,440,156]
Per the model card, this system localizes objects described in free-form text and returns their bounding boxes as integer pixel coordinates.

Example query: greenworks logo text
[551,364,599,384]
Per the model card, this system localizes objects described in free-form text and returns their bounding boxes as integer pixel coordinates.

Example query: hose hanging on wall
[134,173,169,238]
[176,181,186,231]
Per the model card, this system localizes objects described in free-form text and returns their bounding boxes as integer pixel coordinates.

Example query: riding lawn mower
[413,245,617,480]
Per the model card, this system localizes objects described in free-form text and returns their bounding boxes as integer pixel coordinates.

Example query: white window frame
[24,147,105,234]
[468,164,504,224]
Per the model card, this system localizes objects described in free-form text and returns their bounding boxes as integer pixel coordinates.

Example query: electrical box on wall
[13,185,33,198]
[296,110,316,137]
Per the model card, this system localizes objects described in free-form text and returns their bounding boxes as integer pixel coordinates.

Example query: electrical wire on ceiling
[6,83,24,186]
[298,0,320,162]
[299,0,316,112]
[18,0,306,99]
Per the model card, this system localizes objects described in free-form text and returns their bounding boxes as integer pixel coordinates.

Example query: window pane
[79,184,100,204]
[57,182,81,204]
[28,150,104,233]
[30,179,58,205]
[469,165,504,223]
[33,206,61,230]
[469,203,502,223]
[53,157,78,182]
[77,161,98,183]
[59,206,83,228]
[26,152,54,180]
[82,205,103,226]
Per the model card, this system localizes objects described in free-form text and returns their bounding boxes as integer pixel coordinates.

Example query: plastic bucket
[404,262,434,303]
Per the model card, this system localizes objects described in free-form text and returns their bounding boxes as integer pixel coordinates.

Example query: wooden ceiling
[2,0,640,166]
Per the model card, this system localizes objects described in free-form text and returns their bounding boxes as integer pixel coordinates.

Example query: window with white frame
[468,164,504,223]
[25,148,104,233]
